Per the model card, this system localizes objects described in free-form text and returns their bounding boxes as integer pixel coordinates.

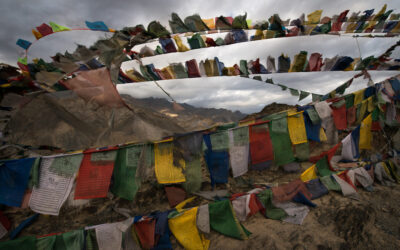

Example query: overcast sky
[1,0,399,113]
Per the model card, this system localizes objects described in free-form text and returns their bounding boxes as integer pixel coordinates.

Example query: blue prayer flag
[85,21,109,31]
[0,158,35,207]
[16,39,32,50]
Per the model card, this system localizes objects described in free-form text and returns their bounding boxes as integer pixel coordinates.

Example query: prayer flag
[287,112,308,144]
[249,122,274,168]
[154,139,186,184]
[36,23,53,36]
[49,21,71,32]
[74,149,117,199]
[16,39,32,50]
[85,21,109,31]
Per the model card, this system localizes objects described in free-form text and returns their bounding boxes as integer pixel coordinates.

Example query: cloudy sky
[1,0,400,113]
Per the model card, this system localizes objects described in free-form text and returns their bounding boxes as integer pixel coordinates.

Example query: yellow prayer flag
[173,35,189,52]
[356,100,368,124]
[168,207,210,250]
[254,29,264,39]
[345,22,358,33]
[306,10,323,24]
[367,97,375,112]
[374,4,387,21]
[319,127,327,142]
[365,21,377,31]
[391,21,400,33]
[264,30,276,38]
[239,118,255,127]
[154,140,186,184]
[301,164,317,182]
[359,114,372,150]
[353,89,365,106]
[32,29,42,39]
[304,25,317,35]
[202,18,215,29]
[287,112,308,145]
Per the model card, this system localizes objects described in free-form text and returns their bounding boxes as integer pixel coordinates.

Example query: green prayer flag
[306,108,321,125]
[335,82,348,95]
[289,88,300,96]
[111,146,141,200]
[37,235,56,250]
[55,229,84,250]
[278,84,288,91]
[209,200,251,240]
[85,229,99,250]
[269,117,295,165]
[239,60,249,76]
[49,154,83,177]
[331,99,346,109]
[256,189,287,220]
[49,22,71,32]
[316,156,333,177]
[215,37,225,46]
[217,123,237,131]
[28,157,41,188]
[372,107,380,121]
[155,45,164,55]
[320,175,341,191]
[0,236,37,250]
[91,150,118,162]
[182,156,202,194]
[345,94,355,108]
[210,131,229,150]
[18,57,28,65]
[172,63,188,79]
[253,76,262,81]
[232,126,249,147]
[312,93,322,102]
[295,142,310,161]
[290,51,308,72]
[299,91,310,101]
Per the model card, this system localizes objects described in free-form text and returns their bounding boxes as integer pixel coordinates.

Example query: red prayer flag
[249,121,274,165]
[331,10,349,32]
[309,142,341,170]
[338,171,357,190]
[36,23,54,37]
[332,104,347,130]
[347,106,356,126]
[272,179,312,202]
[164,186,186,208]
[61,67,126,108]
[74,150,116,200]
[186,59,201,78]
[248,193,260,216]
[134,218,156,249]
[0,211,11,230]
[307,53,323,71]
[371,121,381,131]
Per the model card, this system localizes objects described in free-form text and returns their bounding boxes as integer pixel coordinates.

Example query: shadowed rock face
[5,91,246,151]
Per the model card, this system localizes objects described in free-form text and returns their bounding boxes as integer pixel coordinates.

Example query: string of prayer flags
[208,199,251,240]
[74,149,117,200]
[0,158,35,207]
[154,139,186,184]
[85,21,109,31]
[29,157,76,215]
[16,39,32,50]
